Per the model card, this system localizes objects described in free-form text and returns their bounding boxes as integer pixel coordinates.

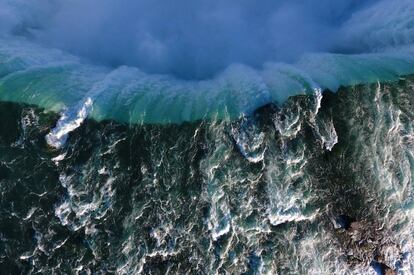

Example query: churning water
[1,79,414,273]
[2,0,414,274]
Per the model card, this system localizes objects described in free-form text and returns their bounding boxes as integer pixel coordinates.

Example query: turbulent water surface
[1,78,414,274]
[1,0,414,274]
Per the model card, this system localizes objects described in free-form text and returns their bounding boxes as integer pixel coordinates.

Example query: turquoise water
[1,38,414,124]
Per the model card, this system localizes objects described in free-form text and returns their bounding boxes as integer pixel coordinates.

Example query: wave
[1,37,414,125]
[1,0,414,124]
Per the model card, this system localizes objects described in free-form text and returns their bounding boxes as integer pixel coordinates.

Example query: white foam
[231,118,266,163]
[51,152,66,165]
[46,97,93,148]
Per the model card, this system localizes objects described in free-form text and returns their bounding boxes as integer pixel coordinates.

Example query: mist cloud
[1,0,412,79]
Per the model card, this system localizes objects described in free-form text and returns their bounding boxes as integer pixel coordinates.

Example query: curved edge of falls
[1,37,414,129]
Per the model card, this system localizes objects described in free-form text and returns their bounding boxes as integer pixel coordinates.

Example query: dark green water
[1,78,413,274]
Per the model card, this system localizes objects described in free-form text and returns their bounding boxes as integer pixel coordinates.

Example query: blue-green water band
[1,38,414,124]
